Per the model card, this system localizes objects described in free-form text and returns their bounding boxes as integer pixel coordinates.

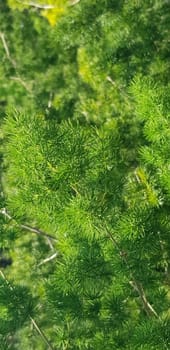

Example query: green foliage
[0,0,170,349]
[0,277,34,334]
[2,83,170,349]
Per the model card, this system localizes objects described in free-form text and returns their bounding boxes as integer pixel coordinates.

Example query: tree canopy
[0,1,170,349]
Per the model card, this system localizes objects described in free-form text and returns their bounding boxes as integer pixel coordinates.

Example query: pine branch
[0,270,55,350]
[106,228,160,319]
[0,208,58,242]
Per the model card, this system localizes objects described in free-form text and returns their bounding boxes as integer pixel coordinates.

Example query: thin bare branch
[0,208,11,220]
[16,0,57,9]
[0,32,16,68]
[46,237,54,250]
[16,0,80,9]
[106,228,160,319]
[10,76,32,93]
[129,280,159,318]
[0,32,32,94]
[0,32,10,57]
[0,208,58,242]
[30,317,55,350]
[0,271,55,350]
[0,269,12,287]
[106,76,116,86]
[69,0,80,5]
[47,91,53,109]
[20,223,58,242]
[38,252,59,266]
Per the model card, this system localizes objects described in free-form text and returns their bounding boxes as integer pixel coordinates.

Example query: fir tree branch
[106,228,160,319]
[0,208,58,242]
[0,270,55,350]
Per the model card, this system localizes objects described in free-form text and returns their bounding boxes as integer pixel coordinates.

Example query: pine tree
[0,1,170,349]
[1,80,170,349]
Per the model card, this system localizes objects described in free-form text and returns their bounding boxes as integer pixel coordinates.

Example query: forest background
[0,0,170,349]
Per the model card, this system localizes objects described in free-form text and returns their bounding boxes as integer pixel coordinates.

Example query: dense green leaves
[0,277,34,333]
[0,0,170,349]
